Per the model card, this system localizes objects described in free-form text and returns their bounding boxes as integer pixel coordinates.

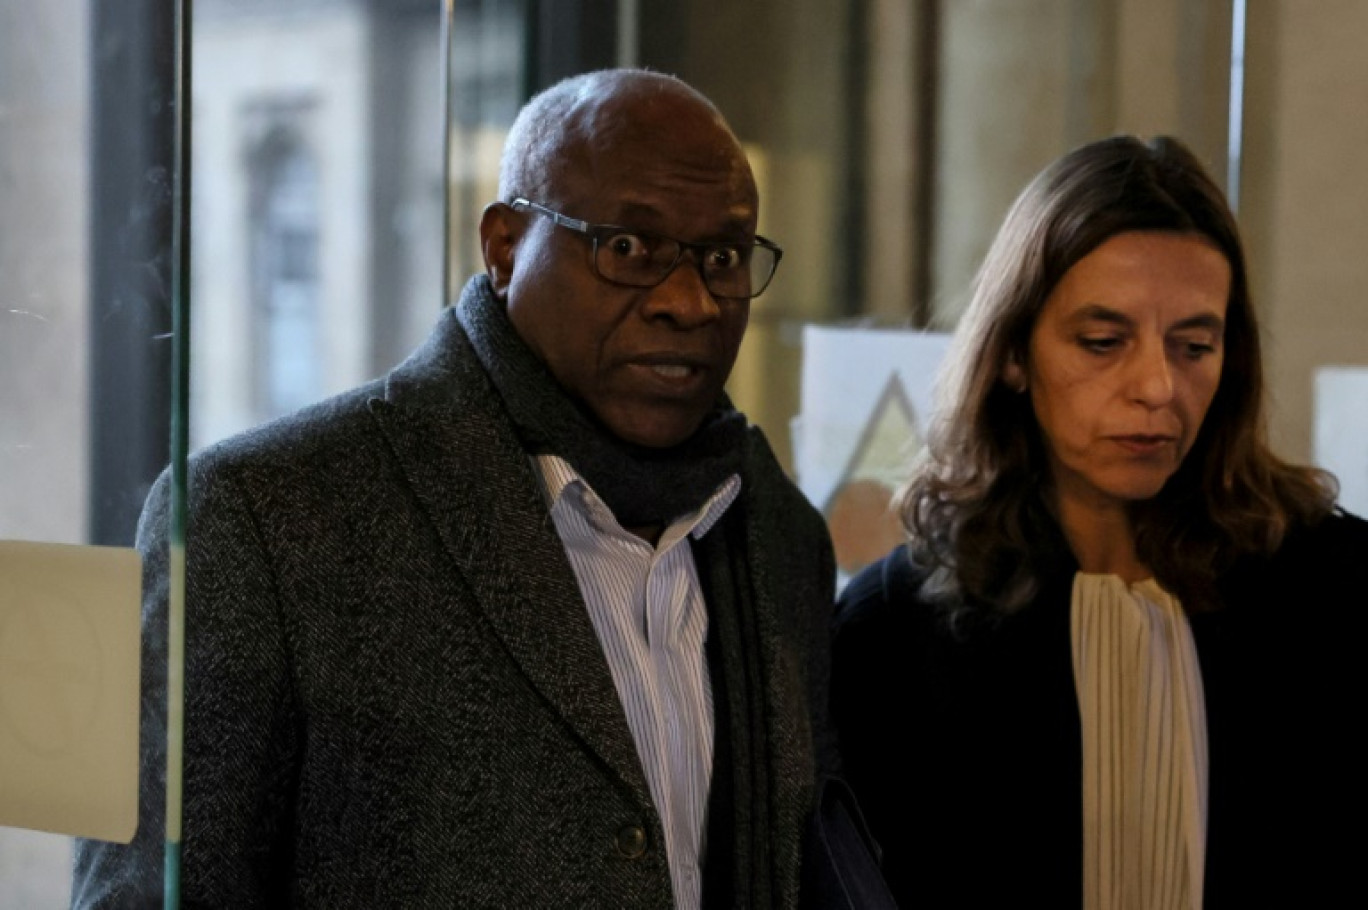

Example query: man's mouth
[648,364,696,380]
[629,354,711,387]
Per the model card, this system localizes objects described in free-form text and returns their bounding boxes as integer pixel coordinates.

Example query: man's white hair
[496,68,725,205]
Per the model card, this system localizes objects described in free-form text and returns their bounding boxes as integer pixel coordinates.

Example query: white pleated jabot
[1070,574,1210,910]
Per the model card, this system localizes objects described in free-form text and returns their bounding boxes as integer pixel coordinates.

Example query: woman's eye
[605,233,650,258]
[1079,336,1121,354]
[1168,333,1220,360]
[1181,341,1218,360]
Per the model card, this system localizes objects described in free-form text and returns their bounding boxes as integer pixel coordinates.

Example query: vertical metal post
[165,0,192,905]
[441,0,456,307]
[1227,0,1247,213]
[616,0,639,68]
[87,0,176,549]
[910,0,940,327]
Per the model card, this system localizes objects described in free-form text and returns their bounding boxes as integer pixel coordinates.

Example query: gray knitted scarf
[455,277,746,527]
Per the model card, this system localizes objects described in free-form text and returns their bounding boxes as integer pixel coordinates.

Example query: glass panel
[1,0,177,904]
[191,0,444,448]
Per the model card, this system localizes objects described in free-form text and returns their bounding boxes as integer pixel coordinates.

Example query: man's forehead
[603,194,759,240]
[566,148,758,236]
[580,71,718,122]
[564,112,753,198]
[568,77,740,160]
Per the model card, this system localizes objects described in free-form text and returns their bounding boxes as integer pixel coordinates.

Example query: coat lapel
[366,308,652,806]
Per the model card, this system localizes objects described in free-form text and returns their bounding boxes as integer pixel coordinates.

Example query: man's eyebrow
[612,201,667,226]
[608,202,757,242]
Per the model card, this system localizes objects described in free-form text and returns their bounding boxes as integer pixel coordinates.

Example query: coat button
[616,824,648,858]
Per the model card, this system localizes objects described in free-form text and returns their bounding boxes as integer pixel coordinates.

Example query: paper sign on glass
[1315,366,1368,518]
[0,540,141,843]
[795,325,951,582]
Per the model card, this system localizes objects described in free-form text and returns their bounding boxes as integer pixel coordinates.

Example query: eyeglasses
[508,198,783,299]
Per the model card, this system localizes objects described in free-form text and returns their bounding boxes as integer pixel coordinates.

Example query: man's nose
[641,253,723,328]
[1127,340,1175,408]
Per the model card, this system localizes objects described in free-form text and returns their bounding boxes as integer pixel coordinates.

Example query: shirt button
[616,824,648,858]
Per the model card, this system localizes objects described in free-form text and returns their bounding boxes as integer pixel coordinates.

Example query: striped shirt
[535,455,741,910]
[1071,575,1209,910]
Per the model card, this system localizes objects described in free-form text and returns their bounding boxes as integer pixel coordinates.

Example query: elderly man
[74,69,835,908]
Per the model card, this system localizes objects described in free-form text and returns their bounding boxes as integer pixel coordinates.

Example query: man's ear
[479,202,518,298]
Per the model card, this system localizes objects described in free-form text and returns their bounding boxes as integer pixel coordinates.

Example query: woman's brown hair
[899,135,1335,614]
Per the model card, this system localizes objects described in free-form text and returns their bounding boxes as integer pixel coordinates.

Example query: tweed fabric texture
[72,277,837,909]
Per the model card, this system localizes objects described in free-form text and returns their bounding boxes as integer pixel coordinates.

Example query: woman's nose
[1127,342,1175,408]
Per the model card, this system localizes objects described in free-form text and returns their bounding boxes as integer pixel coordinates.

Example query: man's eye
[706,246,744,270]
[604,233,650,258]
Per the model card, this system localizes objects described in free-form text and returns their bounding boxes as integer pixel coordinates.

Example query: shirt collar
[534,454,741,542]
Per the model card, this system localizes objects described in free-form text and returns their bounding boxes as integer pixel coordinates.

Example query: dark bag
[800,775,900,910]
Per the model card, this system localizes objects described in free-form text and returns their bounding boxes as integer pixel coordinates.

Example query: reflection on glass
[191,0,444,448]
[1,0,171,904]
[248,115,323,417]
[1,0,93,901]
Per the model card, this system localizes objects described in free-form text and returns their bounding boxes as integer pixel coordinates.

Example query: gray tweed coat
[73,303,836,909]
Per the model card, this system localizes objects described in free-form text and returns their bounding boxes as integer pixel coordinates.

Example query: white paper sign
[0,541,141,843]
[1314,366,1368,517]
[795,325,951,578]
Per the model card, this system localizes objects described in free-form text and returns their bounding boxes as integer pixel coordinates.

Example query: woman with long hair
[831,135,1366,908]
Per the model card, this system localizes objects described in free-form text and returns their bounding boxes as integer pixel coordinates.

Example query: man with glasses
[75,69,835,908]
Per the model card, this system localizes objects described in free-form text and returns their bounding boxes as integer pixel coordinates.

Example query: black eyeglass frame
[507,197,784,299]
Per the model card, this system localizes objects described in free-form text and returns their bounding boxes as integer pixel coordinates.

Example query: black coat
[832,511,1368,909]
[74,287,836,909]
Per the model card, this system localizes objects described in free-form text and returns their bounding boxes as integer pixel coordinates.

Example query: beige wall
[930,0,1232,328]
[1242,0,1368,462]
